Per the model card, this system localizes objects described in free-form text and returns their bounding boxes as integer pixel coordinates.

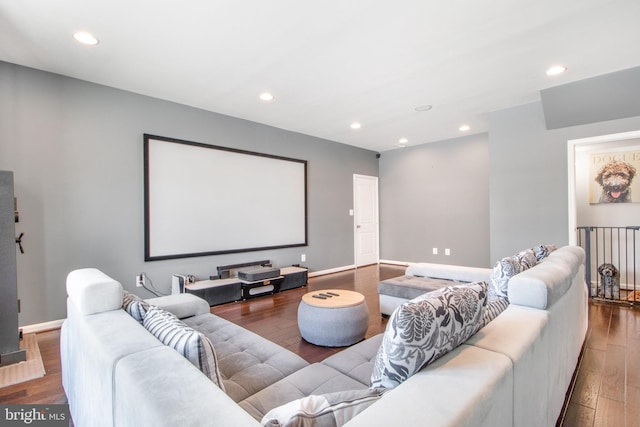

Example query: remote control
[326,292,340,296]
[318,293,332,297]
[312,295,327,299]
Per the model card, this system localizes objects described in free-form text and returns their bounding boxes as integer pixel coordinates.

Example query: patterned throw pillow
[143,306,225,390]
[262,388,387,427]
[489,256,522,299]
[122,291,150,323]
[478,296,509,330]
[516,249,537,270]
[533,244,557,262]
[370,282,487,389]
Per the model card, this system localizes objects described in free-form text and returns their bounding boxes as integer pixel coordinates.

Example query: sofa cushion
[122,291,150,323]
[240,363,368,421]
[370,282,487,389]
[405,263,492,283]
[261,388,387,427]
[145,293,211,319]
[184,313,309,403]
[321,334,383,386]
[143,306,224,390]
[377,275,455,300]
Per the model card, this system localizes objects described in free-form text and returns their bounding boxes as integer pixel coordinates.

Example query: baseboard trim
[21,319,65,334]
[379,259,410,266]
[308,265,356,278]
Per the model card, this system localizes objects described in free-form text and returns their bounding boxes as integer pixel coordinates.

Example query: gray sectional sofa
[61,245,588,427]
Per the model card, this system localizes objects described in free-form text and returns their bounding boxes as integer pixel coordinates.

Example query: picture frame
[589,148,640,204]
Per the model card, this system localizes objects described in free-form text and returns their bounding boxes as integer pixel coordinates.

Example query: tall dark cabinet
[0,171,26,366]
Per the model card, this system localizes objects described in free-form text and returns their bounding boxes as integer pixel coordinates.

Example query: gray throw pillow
[370,282,487,389]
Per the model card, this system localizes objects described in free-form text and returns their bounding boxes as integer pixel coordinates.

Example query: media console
[183,264,308,306]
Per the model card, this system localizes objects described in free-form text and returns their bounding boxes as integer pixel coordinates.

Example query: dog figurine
[595,160,636,203]
[597,263,620,300]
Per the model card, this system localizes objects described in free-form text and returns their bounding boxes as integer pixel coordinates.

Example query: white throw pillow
[262,388,386,427]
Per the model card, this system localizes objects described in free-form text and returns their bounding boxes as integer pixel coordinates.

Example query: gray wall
[488,102,569,261]
[0,62,378,326]
[381,99,640,269]
[379,133,490,267]
[489,101,640,262]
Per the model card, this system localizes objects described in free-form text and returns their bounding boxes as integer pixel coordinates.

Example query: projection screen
[144,134,307,261]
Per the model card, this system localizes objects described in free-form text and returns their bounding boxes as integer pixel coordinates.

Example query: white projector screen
[144,134,307,261]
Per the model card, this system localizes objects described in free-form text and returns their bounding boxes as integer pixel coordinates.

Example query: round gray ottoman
[297,289,369,347]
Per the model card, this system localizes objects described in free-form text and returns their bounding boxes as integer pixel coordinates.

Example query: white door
[353,174,379,267]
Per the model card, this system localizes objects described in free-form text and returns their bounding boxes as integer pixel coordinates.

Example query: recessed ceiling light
[259,92,274,101]
[459,124,470,132]
[398,138,409,144]
[414,104,433,112]
[546,65,567,76]
[73,31,99,46]
[350,122,362,130]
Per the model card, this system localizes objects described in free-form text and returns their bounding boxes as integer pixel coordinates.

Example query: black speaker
[376,153,381,159]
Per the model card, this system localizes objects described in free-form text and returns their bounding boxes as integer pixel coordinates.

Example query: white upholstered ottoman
[297,289,369,347]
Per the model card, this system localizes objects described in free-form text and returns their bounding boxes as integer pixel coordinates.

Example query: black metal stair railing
[576,226,639,304]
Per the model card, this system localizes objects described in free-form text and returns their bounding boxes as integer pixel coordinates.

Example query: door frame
[567,129,640,244]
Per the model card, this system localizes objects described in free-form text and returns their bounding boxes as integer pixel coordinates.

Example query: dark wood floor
[1,263,638,427]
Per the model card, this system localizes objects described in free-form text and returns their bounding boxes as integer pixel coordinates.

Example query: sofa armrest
[405,263,491,283]
[66,268,122,315]
[508,246,585,310]
[145,293,210,319]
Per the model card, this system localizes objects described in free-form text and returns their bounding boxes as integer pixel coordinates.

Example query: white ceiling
[1,0,639,152]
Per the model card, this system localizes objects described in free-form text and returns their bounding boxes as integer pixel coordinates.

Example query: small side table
[297,289,369,347]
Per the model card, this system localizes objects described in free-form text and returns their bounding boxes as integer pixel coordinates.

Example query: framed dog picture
[589,149,640,204]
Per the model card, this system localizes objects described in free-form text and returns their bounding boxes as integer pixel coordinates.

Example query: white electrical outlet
[432,248,438,255]
[136,273,146,288]
[301,254,306,262]
[445,248,451,256]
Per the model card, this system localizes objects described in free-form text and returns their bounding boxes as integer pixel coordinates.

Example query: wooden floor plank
[570,347,605,409]
[563,403,595,427]
[594,396,626,427]
[607,306,628,347]
[600,344,626,402]
[586,302,612,351]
